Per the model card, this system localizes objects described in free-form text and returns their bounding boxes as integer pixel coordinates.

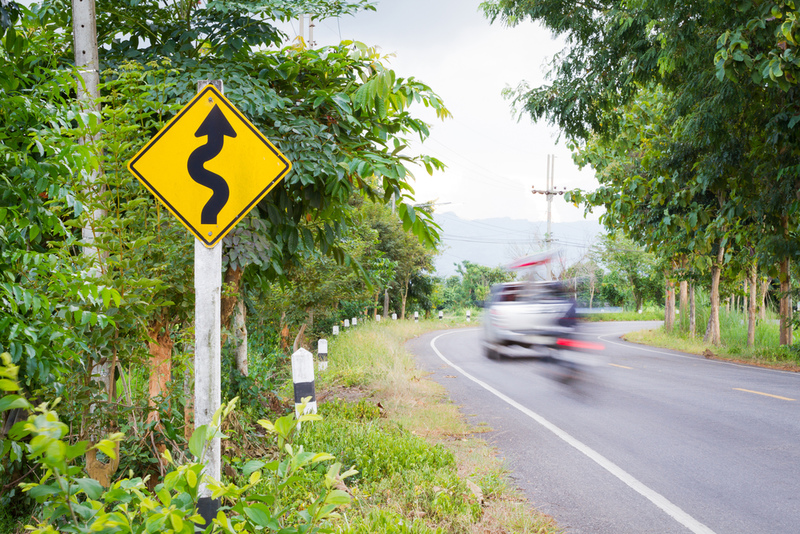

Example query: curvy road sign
[128,84,291,247]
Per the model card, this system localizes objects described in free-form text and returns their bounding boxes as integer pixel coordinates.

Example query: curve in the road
[430,330,717,534]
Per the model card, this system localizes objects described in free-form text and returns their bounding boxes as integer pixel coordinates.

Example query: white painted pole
[414,311,419,322]
[73,0,112,414]
[73,0,104,274]
[194,80,223,525]
[292,348,316,415]
[439,310,443,320]
[317,339,328,372]
[467,310,471,322]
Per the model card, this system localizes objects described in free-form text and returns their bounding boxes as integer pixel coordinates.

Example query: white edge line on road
[431,330,717,534]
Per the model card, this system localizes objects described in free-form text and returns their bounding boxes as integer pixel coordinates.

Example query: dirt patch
[317,385,373,404]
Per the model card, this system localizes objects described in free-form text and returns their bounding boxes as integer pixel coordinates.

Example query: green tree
[2,0,451,497]
[482,0,800,344]
[591,235,663,311]
[455,261,514,307]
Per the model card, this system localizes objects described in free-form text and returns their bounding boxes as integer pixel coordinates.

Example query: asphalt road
[407,322,800,534]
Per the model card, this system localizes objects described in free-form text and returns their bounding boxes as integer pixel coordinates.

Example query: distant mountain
[432,213,605,277]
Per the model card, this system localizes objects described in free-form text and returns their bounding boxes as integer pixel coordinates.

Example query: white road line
[431,330,717,534]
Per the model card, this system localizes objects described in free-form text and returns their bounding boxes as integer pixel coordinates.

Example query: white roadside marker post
[392,313,397,320]
[333,325,339,335]
[376,314,381,322]
[414,311,419,322]
[352,317,357,326]
[467,310,471,322]
[292,348,317,419]
[439,310,443,320]
[318,339,328,372]
[344,319,350,329]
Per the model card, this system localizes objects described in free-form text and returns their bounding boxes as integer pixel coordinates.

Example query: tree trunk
[664,279,676,332]
[679,281,688,323]
[760,278,769,321]
[383,288,390,319]
[689,282,696,337]
[147,322,173,474]
[748,260,757,348]
[704,241,725,345]
[780,257,791,346]
[220,266,244,335]
[147,324,174,424]
[233,298,248,376]
[400,279,409,319]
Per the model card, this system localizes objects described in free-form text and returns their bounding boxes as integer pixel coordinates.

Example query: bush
[0,353,355,534]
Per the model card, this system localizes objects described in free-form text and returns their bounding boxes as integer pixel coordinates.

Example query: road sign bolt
[208,97,213,102]
[208,231,212,236]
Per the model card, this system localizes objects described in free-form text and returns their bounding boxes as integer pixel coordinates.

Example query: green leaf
[27,484,61,499]
[75,478,104,500]
[0,395,28,411]
[0,379,19,392]
[243,503,276,528]
[189,425,207,458]
[324,489,352,505]
[242,459,266,476]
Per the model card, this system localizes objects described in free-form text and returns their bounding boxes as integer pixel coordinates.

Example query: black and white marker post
[439,310,443,320]
[292,348,317,417]
[317,339,328,372]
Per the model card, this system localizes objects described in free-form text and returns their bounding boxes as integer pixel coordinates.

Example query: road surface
[407,322,800,534]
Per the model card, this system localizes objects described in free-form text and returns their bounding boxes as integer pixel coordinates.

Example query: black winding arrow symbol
[187,104,237,225]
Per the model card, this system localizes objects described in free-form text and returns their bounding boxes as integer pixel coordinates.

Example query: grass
[622,309,800,371]
[303,317,561,534]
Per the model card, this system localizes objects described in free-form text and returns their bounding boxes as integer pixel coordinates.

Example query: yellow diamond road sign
[128,84,291,247]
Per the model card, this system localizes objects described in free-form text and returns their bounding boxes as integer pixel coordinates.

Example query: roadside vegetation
[0,318,561,534]
[5,0,800,532]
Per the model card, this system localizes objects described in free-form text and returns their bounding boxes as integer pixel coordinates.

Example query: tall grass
[301,319,561,534]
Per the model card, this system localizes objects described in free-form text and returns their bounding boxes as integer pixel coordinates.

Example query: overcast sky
[282,0,601,224]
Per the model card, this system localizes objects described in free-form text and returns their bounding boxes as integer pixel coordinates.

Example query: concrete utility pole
[532,154,565,280]
[73,0,120,486]
[73,0,105,271]
[298,14,316,47]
